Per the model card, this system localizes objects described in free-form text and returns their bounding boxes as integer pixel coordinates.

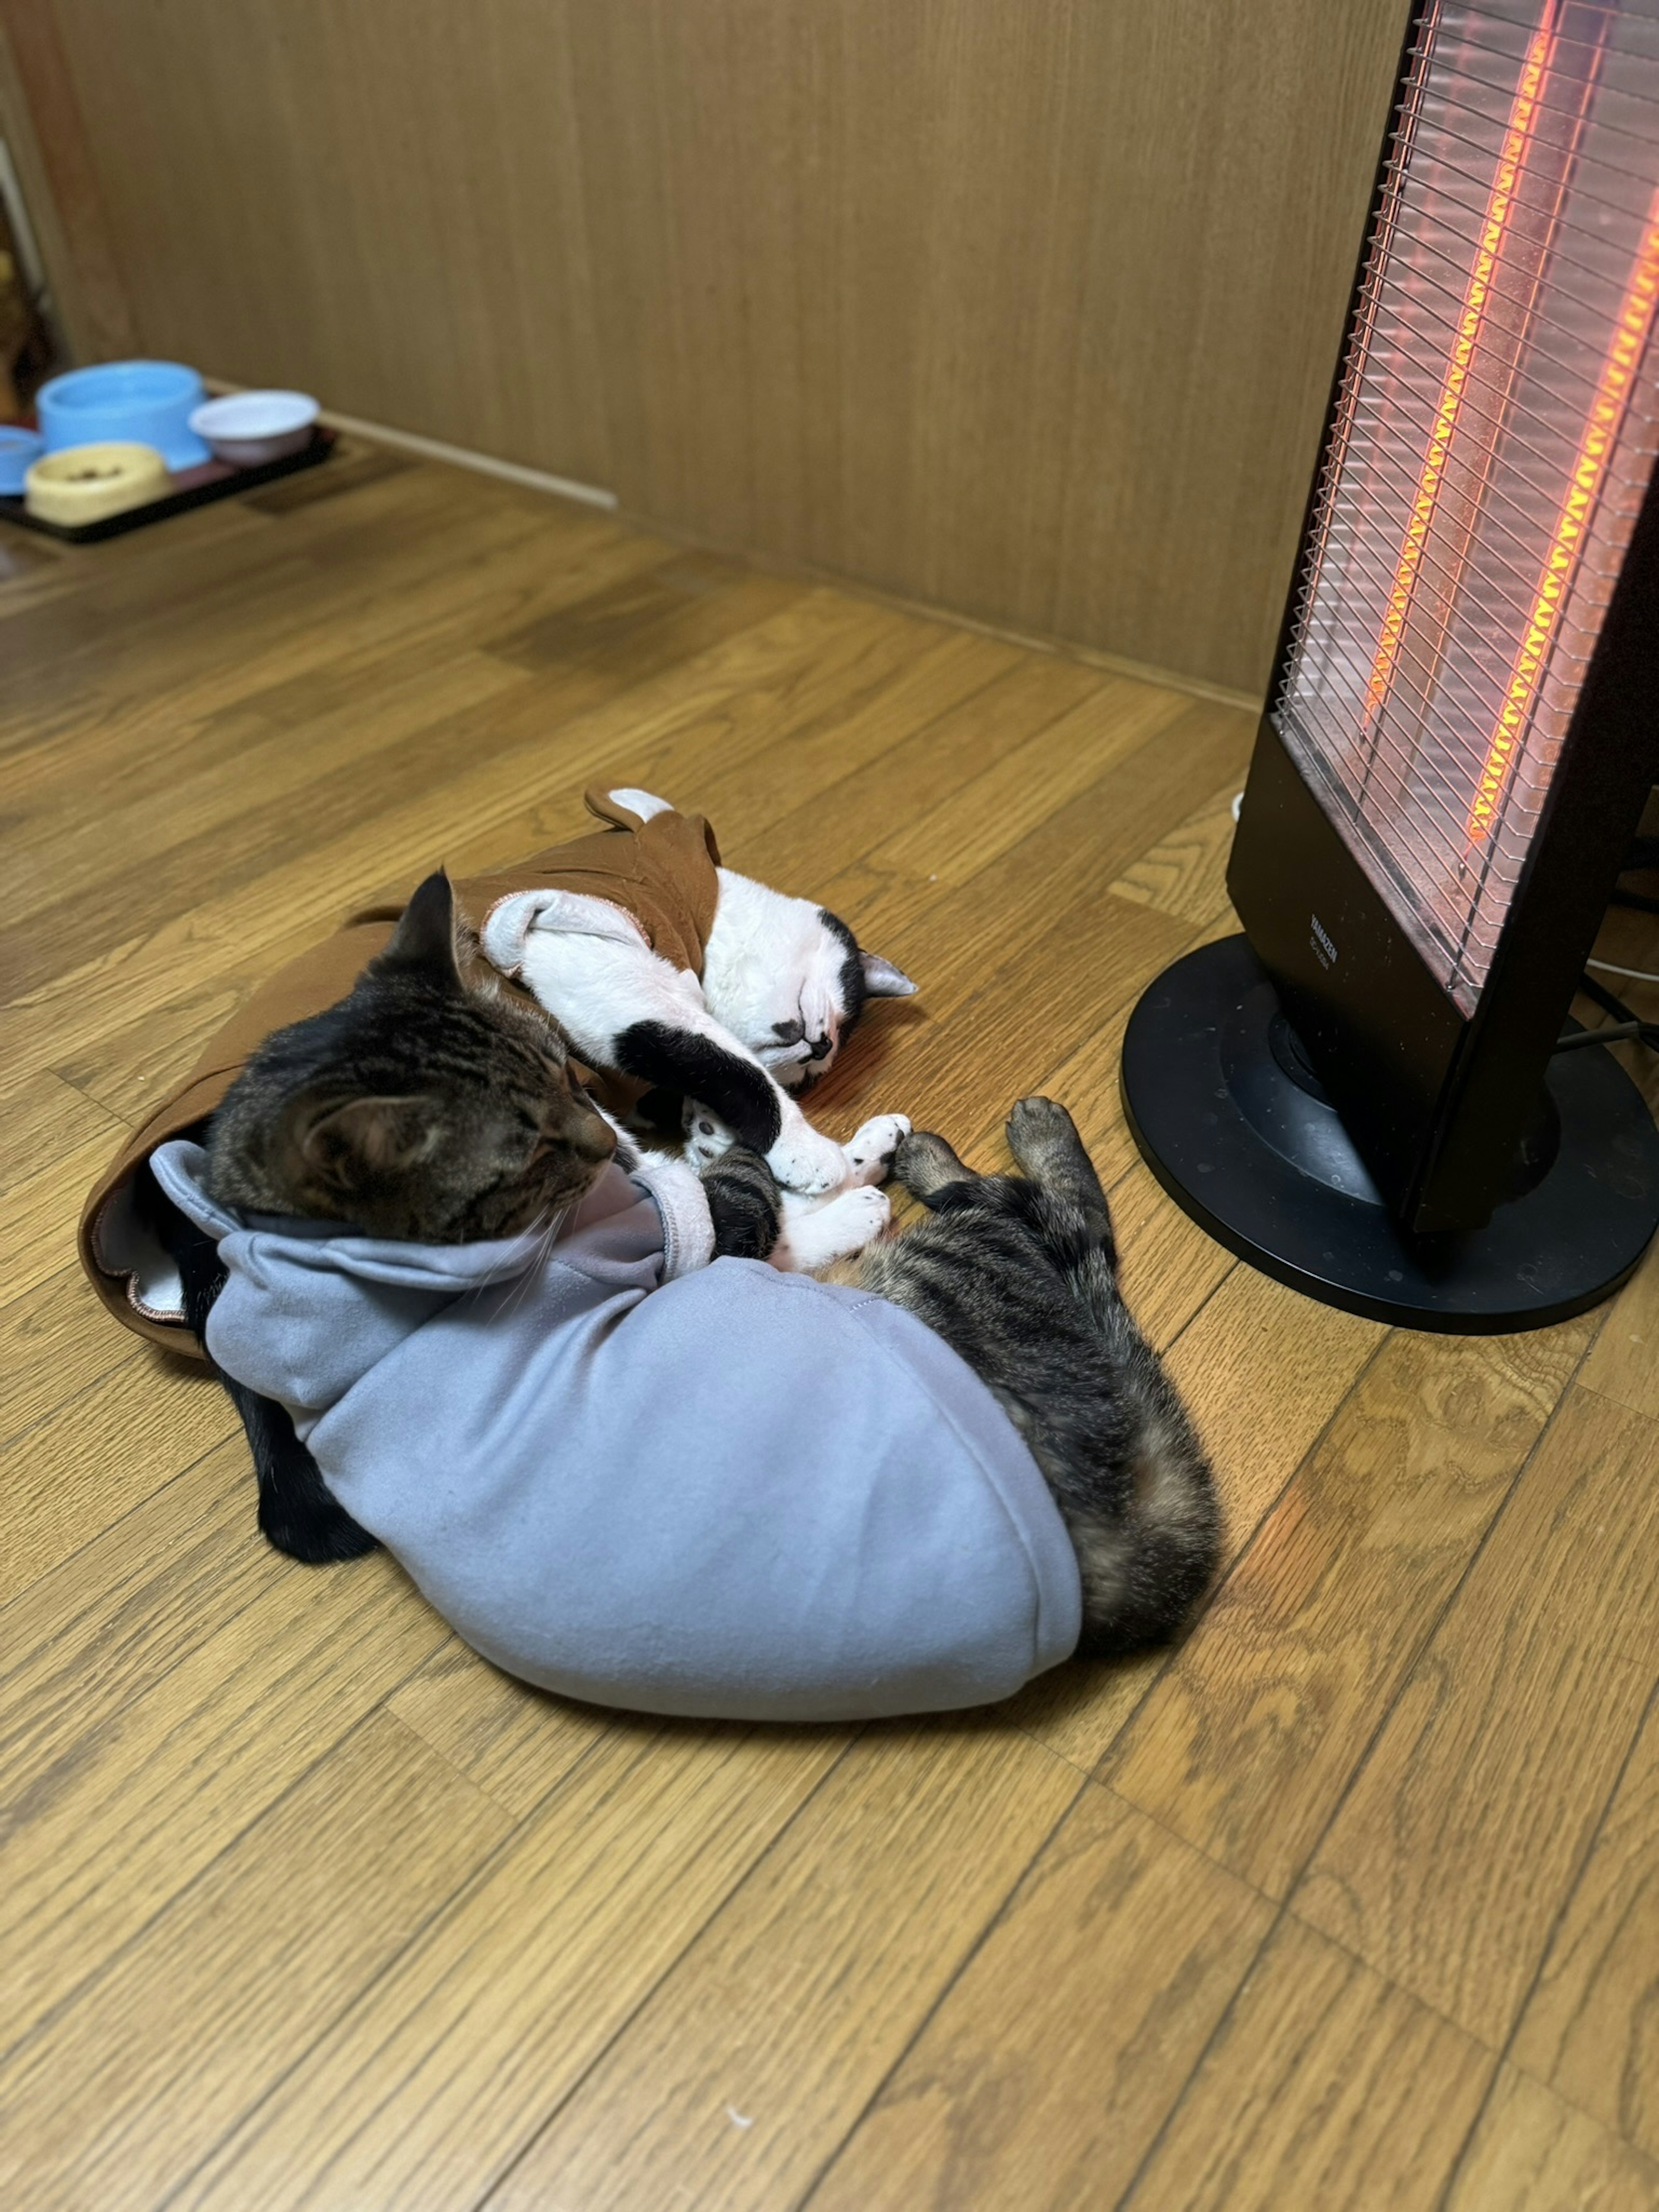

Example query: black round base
[1120,935,1659,1332]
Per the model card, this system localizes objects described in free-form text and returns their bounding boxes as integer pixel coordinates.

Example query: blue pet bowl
[0,427,44,495]
[37,361,211,472]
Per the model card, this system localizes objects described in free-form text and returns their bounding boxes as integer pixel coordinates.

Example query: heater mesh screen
[1276,0,1659,1015]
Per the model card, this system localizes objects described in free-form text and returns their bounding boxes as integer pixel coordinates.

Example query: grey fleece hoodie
[153,1141,1081,1721]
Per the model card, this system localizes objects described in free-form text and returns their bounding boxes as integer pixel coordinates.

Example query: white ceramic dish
[188,390,320,467]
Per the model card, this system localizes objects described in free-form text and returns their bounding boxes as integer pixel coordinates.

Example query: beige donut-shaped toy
[25,441,168,526]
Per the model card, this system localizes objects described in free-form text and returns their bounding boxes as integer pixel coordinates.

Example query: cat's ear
[293,1094,440,1192]
[860,950,918,998]
[373,871,463,988]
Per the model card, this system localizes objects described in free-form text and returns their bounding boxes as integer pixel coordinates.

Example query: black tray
[0,427,337,543]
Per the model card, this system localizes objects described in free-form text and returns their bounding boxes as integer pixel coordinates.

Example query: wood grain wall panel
[16,0,1411,691]
[40,0,610,484]
[568,0,1413,693]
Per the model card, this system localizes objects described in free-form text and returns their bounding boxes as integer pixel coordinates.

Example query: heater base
[1121,936,1659,1333]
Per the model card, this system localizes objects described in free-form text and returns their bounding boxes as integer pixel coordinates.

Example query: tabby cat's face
[205,873,617,1244]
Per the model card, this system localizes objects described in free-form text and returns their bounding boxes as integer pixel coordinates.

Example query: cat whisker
[757,1042,812,1071]
[493,1209,566,1328]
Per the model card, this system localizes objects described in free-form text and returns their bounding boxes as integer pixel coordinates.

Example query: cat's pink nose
[575,1116,617,1163]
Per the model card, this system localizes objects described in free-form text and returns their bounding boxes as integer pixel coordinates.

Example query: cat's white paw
[683,1104,737,1167]
[770,1184,891,1270]
[766,1120,849,1197]
[842,1113,911,1187]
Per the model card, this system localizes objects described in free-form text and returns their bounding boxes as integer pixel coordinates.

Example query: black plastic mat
[0,428,336,543]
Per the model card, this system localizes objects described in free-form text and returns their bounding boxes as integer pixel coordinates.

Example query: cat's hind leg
[891,1128,980,1204]
[1005,1095,1115,1253]
[894,1104,1105,1220]
[696,1140,892,1269]
[771,1184,891,1270]
[688,1106,909,1187]
[694,1109,906,1265]
[151,1172,378,1563]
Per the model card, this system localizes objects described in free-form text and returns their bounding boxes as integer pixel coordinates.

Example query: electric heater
[1122,0,1659,1328]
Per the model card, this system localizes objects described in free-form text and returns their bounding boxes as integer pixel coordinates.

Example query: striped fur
[698,1148,784,1260]
[207,873,618,1245]
[817,1098,1220,1655]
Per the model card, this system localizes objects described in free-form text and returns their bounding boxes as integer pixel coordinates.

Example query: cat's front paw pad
[684,1104,737,1167]
[766,1122,849,1196]
[843,1113,912,1187]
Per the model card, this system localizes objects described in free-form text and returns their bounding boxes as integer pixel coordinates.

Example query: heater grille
[1277,0,1659,1015]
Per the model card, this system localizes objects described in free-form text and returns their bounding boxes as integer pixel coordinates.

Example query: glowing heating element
[1468,186,1659,839]
[1363,3,1560,727]
[1276,0,1659,1017]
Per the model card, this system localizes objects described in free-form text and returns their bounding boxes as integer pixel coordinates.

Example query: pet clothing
[149,1141,1083,1721]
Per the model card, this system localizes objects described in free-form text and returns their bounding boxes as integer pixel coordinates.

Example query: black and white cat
[480,789,916,1196]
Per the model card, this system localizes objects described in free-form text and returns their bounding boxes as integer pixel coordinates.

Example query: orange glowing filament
[1363,8,1558,726]
[1466,185,1659,840]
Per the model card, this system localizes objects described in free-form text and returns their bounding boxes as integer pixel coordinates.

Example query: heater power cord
[1594,831,1659,969]
[1555,971,1659,1056]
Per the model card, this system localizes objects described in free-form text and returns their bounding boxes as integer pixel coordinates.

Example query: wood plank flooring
[4,448,1659,2210]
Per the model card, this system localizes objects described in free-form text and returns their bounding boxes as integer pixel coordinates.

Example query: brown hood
[79,788,722,1357]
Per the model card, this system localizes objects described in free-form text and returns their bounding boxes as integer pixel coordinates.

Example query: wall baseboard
[205,378,1258,714]
[202,378,617,512]
[611,502,1264,718]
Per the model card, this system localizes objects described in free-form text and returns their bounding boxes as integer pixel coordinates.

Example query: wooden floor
[5,449,1659,2212]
